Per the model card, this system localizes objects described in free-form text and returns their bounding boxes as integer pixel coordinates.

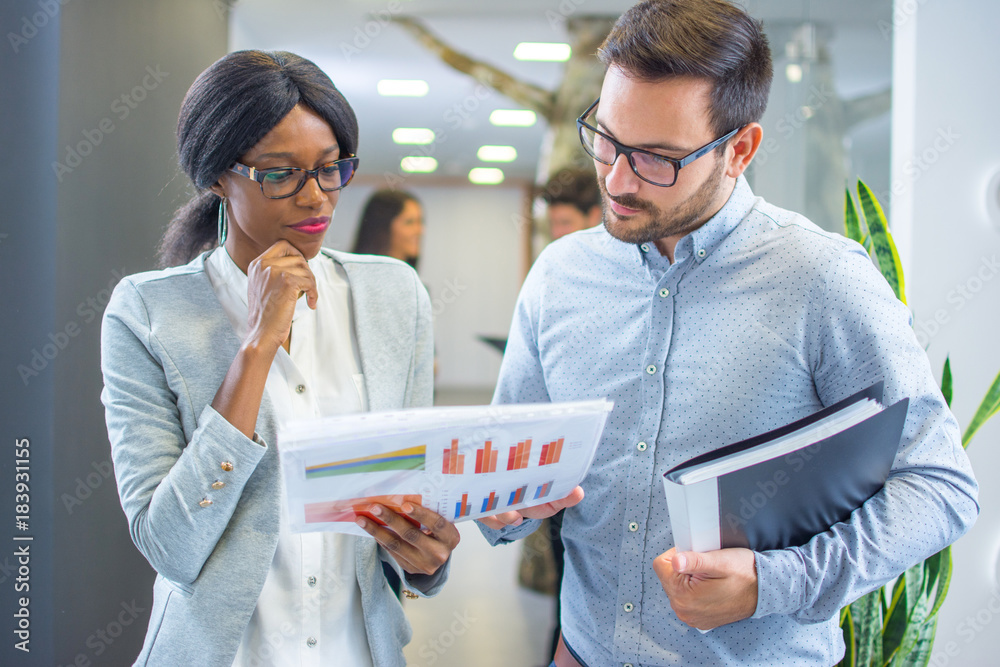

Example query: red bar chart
[454,493,471,519]
[480,491,499,513]
[475,440,498,474]
[506,439,532,471]
[538,438,564,466]
[508,485,527,506]
[442,439,465,475]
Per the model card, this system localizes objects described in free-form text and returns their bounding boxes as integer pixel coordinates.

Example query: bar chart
[506,439,532,471]
[537,438,564,466]
[534,481,553,500]
[475,440,498,474]
[454,493,472,519]
[508,484,528,506]
[480,491,499,513]
[442,439,465,475]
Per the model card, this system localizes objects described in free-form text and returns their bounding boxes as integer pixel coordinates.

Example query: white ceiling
[230,0,893,185]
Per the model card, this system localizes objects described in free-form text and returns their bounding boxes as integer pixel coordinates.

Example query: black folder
[663,383,909,552]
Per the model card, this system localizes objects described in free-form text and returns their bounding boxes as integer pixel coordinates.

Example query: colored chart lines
[508,485,527,506]
[481,491,499,513]
[534,481,553,500]
[507,439,532,471]
[475,440,498,473]
[538,438,564,466]
[455,493,472,519]
[442,439,465,475]
[305,446,426,479]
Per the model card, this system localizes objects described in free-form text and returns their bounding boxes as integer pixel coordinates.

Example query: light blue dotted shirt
[480,176,978,666]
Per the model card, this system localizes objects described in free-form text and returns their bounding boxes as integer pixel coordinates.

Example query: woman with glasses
[100,50,458,667]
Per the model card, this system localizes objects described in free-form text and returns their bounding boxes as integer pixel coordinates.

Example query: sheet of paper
[278,400,613,536]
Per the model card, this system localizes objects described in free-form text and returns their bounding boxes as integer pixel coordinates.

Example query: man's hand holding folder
[653,546,758,631]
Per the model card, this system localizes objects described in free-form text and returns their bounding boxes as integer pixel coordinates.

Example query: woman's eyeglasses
[229,157,359,199]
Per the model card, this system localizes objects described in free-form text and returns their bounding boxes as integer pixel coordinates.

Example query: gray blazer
[101,249,444,667]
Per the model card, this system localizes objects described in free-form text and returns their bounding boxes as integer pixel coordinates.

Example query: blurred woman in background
[351,189,425,269]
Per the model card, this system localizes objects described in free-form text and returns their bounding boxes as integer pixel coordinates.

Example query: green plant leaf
[894,618,938,667]
[883,574,909,662]
[896,562,933,660]
[858,180,906,304]
[849,589,884,666]
[840,606,857,667]
[941,357,953,408]
[845,188,866,245]
[961,369,1000,448]
[926,547,953,621]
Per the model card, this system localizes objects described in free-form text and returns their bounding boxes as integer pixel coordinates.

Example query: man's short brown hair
[598,0,773,137]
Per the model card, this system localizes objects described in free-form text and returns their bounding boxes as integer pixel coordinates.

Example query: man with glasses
[478,1,978,665]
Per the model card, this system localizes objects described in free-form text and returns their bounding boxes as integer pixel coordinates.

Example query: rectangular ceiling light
[513,42,572,62]
[392,128,436,145]
[400,156,438,173]
[469,167,505,185]
[489,109,537,127]
[477,145,518,162]
[377,79,429,97]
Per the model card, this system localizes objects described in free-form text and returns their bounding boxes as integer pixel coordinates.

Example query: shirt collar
[635,174,756,266]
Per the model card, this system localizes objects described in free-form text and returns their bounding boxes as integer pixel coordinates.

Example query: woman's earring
[217,198,228,246]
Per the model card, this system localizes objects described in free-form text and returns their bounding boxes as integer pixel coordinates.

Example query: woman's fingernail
[356,518,367,528]
[370,505,382,516]
[402,503,414,513]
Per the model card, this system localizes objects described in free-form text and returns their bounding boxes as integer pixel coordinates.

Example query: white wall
[890,2,1000,663]
[327,183,526,394]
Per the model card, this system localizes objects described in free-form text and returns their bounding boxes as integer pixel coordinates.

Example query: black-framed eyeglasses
[229,156,359,199]
[577,99,740,187]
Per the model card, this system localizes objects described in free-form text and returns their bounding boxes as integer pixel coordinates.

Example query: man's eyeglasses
[576,99,739,187]
[229,156,359,199]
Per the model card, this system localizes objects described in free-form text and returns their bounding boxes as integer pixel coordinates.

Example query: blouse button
[296,384,306,394]
[306,637,317,647]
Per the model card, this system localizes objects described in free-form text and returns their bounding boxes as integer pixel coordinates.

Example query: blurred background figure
[539,168,602,241]
[351,188,425,269]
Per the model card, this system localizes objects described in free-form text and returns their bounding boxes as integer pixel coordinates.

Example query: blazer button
[211,480,225,490]
[220,461,234,472]
[403,589,418,599]
[198,498,213,508]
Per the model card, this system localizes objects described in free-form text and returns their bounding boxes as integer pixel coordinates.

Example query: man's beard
[600,156,728,246]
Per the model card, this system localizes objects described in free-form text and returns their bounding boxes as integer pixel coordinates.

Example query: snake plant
[836,181,1000,666]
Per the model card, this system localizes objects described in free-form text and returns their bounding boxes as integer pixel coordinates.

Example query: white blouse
[205,247,375,667]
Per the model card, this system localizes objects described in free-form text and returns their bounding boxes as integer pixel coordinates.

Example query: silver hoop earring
[217,198,228,246]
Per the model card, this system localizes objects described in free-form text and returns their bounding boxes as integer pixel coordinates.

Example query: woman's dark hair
[597,0,773,140]
[158,50,359,267]
[351,189,421,269]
